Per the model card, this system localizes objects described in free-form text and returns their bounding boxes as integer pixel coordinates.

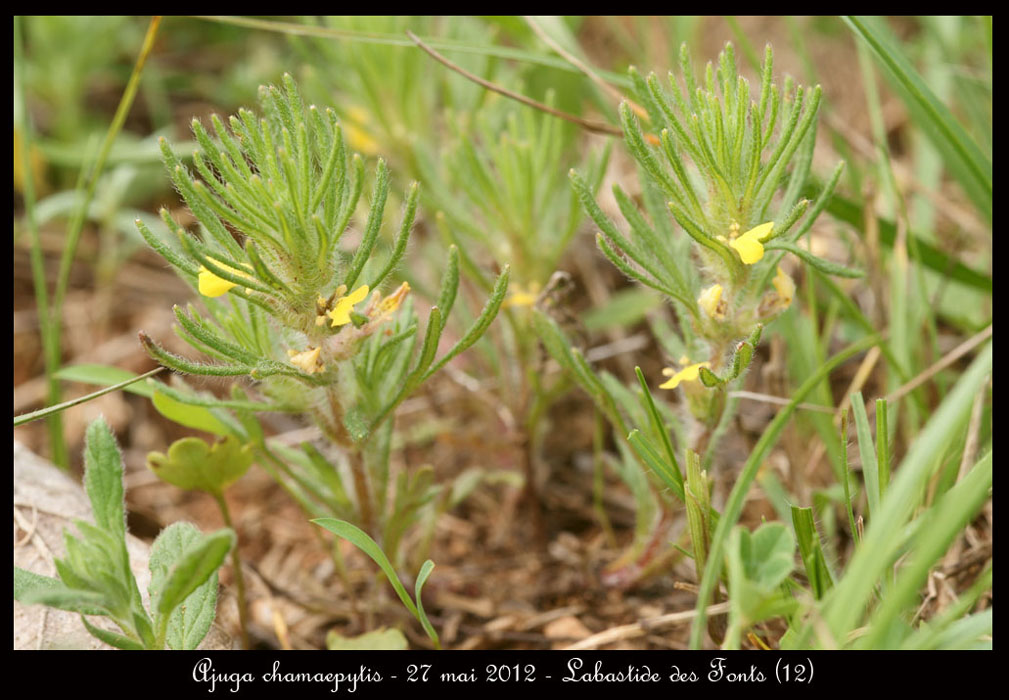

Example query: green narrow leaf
[17,582,111,615]
[370,182,419,291]
[313,519,417,616]
[343,158,390,289]
[54,364,156,398]
[627,430,685,503]
[876,398,890,501]
[820,342,991,643]
[764,240,863,278]
[860,451,991,649]
[851,392,880,519]
[684,450,711,580]
[634,367,682,488]
[434,245,460,330]
[419,265,510,384]
[14,367,163,427]
[791,505,834,598]
[414,559,440,649]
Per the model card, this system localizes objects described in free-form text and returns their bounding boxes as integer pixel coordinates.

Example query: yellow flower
[198,262,254,297]
[345,106,380,156]
[772,266,795,307]
[659,361,711,390]
[728,222,774,264]
[327,284,370,327]
[502,282,541,309]
[698,284,725,320]
[287,346,323,374]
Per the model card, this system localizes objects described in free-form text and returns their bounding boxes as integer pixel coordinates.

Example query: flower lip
[729,221,774,264]
[198,262,254,297]
[659,361,711,390]
[327,284,370,327]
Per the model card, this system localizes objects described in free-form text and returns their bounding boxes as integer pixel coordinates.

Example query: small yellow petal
[197,262,255,298]
[328,285,369,327]
[773,266,795,307]
[730,237,764,264]
[677,355,691,366]
[198,267,236,297]
[728,222,774,265]
[346,284,370,305]
[658,362,711,390]
[743,222,774,241]
[698,284,724,319]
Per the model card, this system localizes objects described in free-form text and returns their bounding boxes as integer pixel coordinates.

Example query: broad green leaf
[726,523,796,630]
[149,522,221,650]
[745,522,795,589]
[146,435,253,495]
[156,528,234,616]
[152,390,231,436]
[83,417,126,539]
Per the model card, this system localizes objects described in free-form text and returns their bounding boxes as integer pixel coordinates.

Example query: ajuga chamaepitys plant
[568,42,855,456]
[136,75,508,566]
[537,42,858,590]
